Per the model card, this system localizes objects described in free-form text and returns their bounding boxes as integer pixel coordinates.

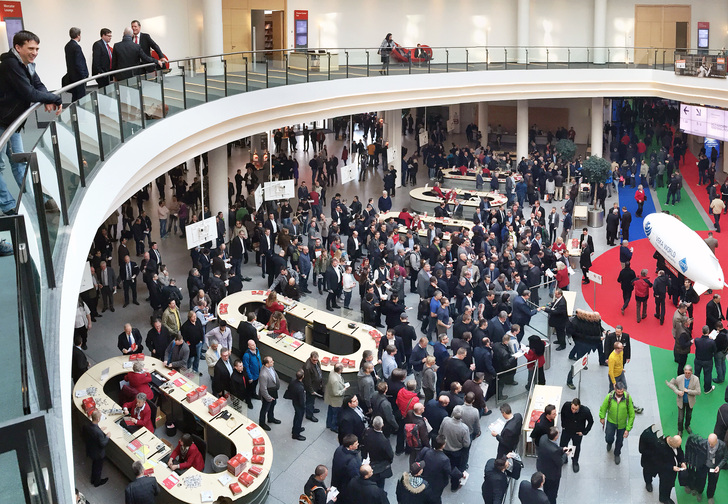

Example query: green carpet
[650,345,728,502]
[652,184,709,231]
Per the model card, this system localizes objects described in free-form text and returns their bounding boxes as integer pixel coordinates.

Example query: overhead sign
[679,103,728,140]
[587,271,602,285]
[264,179,295,201]
[572,354,588,377]
[185,217,217,250]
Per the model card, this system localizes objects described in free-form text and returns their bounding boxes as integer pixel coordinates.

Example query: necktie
[127,263,131,279]
[103,269,108,285]
[129,333,133,347]
[134,35,138,44]
[107,44,112,66]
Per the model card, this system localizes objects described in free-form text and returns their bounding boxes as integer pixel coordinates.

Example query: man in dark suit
[706,293,725,331]
[237,313,259,350]
[72,336,89,383]
[544,288,569,350]
[130,20,167,61]
[518,472,550,504]
[112,27,161,81]
[286,369,307,441]
[492,403,523,459]
[83,410,110,487]
[337,395,367,445]
[230,229,248,277]
[118,323,144,354]
[125,460,159,504]
[259,228,274,279]
[536,428,568,504]
[63,27,88,101]
[602,325,631,366]
[416,434,462,501]
[91,28,113,87]
[211,348,233,397]
[98,261,116,312]
[145,319,171,360]
[119,255,140,307]
[325,257,343,311]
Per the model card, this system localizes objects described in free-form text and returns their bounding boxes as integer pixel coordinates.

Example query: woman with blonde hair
[266,311,289,335]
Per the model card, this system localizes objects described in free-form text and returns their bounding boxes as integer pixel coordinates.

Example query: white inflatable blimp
[643,213,724,295]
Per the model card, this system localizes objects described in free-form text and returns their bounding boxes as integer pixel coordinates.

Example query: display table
[73,356,271,503]
[378,210,475,245]
[216,291,379,388]
[408,186,507,214]
[521,384,563,457]
[288,51,339,72]
[441,169,522,191]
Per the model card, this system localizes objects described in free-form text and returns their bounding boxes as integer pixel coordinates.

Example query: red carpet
[677,142,711,215]
[585,233,726,350]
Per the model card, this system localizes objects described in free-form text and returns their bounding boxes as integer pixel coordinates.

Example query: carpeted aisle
[617,184,657,241]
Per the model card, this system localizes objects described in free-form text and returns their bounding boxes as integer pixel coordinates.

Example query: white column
[593,0,608,64]
[517,0,529,64]
[478,103,488,144]
[449,104,461,134]
[203,0,224,76]
[517,100,529,161]
[387,109,403,187]
[207,146,228,239]
[591,97,604,158]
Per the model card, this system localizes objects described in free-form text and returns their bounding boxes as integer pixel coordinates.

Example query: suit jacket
[83,422,109,460]
[258,366,280,401]
[72,346,88,383]
[123,400,154,433]
[495,413,523,456]
[603,331,631,362]
[536,435,567,481]
[92,39,113,86]
[706,300,725,329]
[417,447,461,497]
[112,35,157,81]
[325,265,342,293]
[99,266,117,288]
[544,295,568,329]
[64,39,88,84]
[230,235,246,260]
[136,32,165,59]
[518,480,550,504]
[237,321,259,349]
[337,406,366,444]
[118,328,144,354]
[125,476,159,504]
[667,373,701,409]
[212,358,233,396]
[119,261,140,281]
[361,429,394,479]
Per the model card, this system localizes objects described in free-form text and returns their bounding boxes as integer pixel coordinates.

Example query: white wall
[18,0,204,88]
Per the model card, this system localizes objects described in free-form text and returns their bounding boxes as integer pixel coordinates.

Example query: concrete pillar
[591,97,604,158]
[203,0,224,76]
[517,0,529,64]
[449,104,461,134]
[478,103,488,144]
[207,145,229,239]
[517,100,529,161]
[387,109,403,187]
[593,0,608,64]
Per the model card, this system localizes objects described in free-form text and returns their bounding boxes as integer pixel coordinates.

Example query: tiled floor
[74,117,680,504]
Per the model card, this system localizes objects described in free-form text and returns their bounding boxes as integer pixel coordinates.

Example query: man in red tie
[91,28,113,87]
[130,19,168,64]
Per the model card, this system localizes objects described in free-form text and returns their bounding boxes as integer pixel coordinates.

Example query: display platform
[441,169,522,190]
[378,210,475,245]
[408,186,507,214]
[73,356,271,503]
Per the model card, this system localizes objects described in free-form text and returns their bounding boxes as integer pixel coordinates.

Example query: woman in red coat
[555,262,570,291]
[122,393,155,433]
[634,184,646,217]
[266,311,290,335]
[265,291,285,313]
[168,434,205,473]
[124,361,153,400]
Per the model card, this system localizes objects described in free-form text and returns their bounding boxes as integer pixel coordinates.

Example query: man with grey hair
[666,364,701,436]
[361,416,394,488]
[64,26,88,101]
[204,337,220,377]
[111,26,163,81]
[125,460,159,503]
[439,405,471,487]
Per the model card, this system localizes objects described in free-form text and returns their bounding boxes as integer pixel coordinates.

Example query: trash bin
[213,455,229,473]
[542,337,551,371]
[587,208,604,228]
[165,421,177,437]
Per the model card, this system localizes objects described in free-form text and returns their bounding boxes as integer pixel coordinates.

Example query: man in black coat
[63,27,88,101]
[83,410,110,487]
[111,27,161,81]
[492,403,523,459]
[91,28,113,87]
[620,207,632,242]
[325,257,342,311]
[211,348,233,397]
[603,326,631,366]
[530,405,557,448]
[605,207,620,246]
[72,336,89,383]
[518,472,550,504]
[536,428,568,504]
[482,457,522,504]
[360,417,394,488]
[237,313,259,351]
[145,319,171,360]
[543,288,569,350]
[393,313,418,372]
[130,20,167,61]
[338,395,367,445]
[416,435,462,501]
[706,293,725,332]
[331,434,362,493]
[119,255,140,307]
[341,465,390,504]
[285,369,307,441]
[125,460,159,503]
[559,398,594,473]
[442,348,473,392]
[118,324,144,354]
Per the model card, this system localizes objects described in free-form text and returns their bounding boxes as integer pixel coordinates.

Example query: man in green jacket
[598,382,636,465]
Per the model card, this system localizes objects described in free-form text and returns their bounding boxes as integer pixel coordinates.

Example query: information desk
[521,384,563,457]
[408,186,507,214]
[216,291,379,387]
[442,169,522,191]
[378,210,475,245]
[73,356,271,503]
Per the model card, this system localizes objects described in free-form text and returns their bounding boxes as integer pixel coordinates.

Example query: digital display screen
[698,28,709,49]
[296,20,307,35]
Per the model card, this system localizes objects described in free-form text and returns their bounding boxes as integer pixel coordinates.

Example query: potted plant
[581,155,611,228]
[555,138,576,183]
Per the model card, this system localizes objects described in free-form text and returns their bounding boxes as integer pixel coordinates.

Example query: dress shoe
[82,344,88,350]
[615,455,621,465]
[243,277,253,282]
[110,307,115,312]
[483,410,493,416]
[567,383,576,390]
[499,394,508,400]
[260,423,271,431]
[300,427,305,432]
[646,482,653,492]
[686,426,693,434]
[326,306,334,312]
[313,408,320,413]
[102,307,108,313]
[269,418,282,424]
[91,317,97,322]
[133,300,139,305]
[573,462,580,473]
[332,304,341,309]
[94,478,109,487]
[706,386,715,394]
[123,303,129,308]
[95,314,102,318]
[606,442,612,452]
[293,435,306,441]
[306,416,319,422]
[555,345,566,351]
[246,402,254,409]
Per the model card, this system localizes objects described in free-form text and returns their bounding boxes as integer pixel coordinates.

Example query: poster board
[264,180,295,201]
[185,217,217,249]
[341,164,357,184]
[79,261,94,293]
[254,185,264,210]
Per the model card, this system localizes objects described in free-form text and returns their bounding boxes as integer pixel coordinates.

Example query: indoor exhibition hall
[2,1,728,504]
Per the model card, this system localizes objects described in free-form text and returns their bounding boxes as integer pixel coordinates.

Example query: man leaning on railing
[0,30,63,216]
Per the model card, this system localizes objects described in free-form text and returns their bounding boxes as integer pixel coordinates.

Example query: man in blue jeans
[0,30,63,215]
[694,325,717,395]
[598,382,636,465]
